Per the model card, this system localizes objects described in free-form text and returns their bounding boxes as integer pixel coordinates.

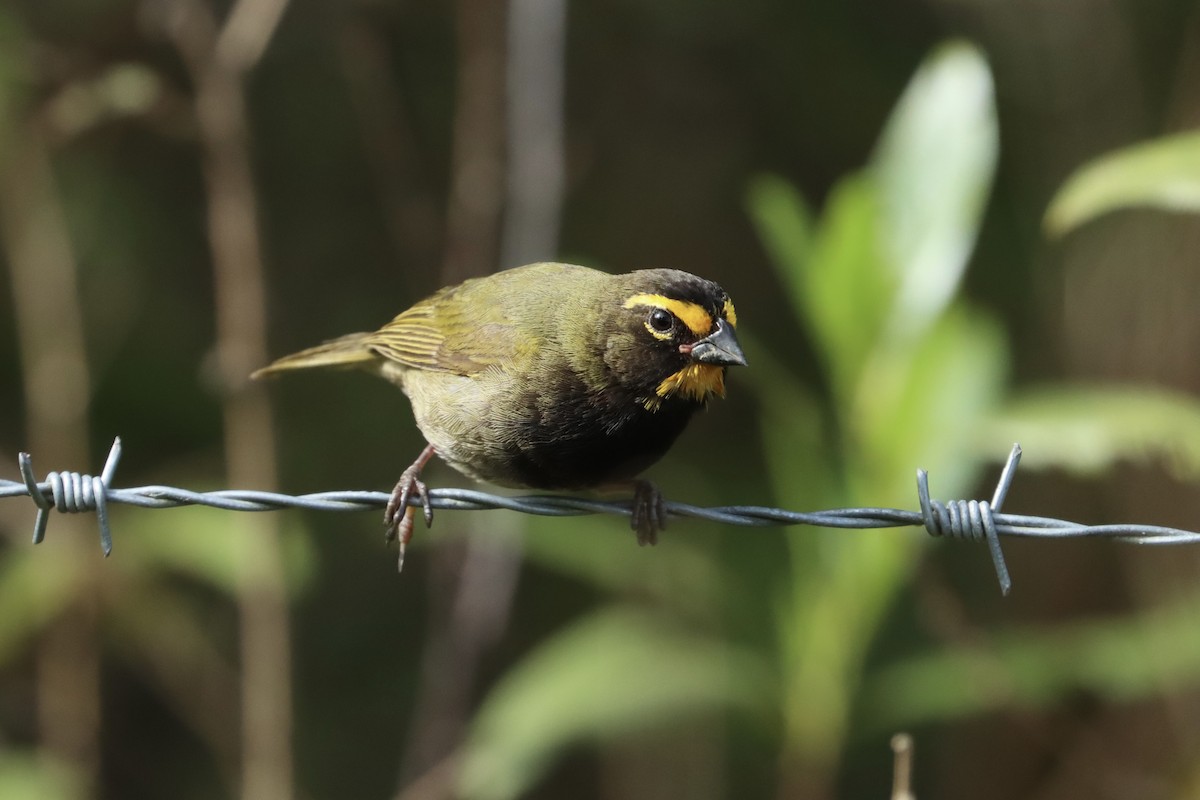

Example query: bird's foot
[630,479,667,546]
[384,444,437,571]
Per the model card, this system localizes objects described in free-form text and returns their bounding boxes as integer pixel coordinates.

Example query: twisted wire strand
[5,438,1200,594]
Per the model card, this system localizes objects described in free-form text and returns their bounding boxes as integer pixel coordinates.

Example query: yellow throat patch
[644,362,726,410]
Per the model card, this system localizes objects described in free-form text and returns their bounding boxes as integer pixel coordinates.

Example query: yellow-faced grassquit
[253,262,746,567]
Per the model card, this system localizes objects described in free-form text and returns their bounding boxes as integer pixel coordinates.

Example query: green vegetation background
[3,2,1200,799]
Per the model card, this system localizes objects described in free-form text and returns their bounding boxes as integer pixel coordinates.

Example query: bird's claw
[384,472,431,535]
[630,480,667,546]
[384,445,437,572]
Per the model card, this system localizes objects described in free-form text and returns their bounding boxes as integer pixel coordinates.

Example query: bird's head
[605,269,746,411]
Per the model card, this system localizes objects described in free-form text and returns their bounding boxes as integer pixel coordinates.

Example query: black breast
[503,375,699,490]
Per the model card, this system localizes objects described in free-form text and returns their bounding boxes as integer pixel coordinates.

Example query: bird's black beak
[688,319,748,367]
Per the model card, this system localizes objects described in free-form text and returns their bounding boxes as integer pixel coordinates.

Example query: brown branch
[397,0,514,790]
[158,1,294,798]
[338,20,442,271]
[891,733,915,800]
[397,2,567,795]
[0,121,101,797]
[216,0,292,71]
[440,0,508,283]
[501,0,567,267]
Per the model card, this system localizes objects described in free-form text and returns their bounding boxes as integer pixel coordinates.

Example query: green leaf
[775,527,917,764]
[866,591,1200,729]
[768,311,1007,765]
[521,514,723,614]
[457,608,771,800]
[746,43,1006,773]
[853,304,1009,504]
[746,173,815,288]
[872,40,998,336]
[805,176,891,399]
[110,504,316,595]
[0,752,81,800]
[980,384,1200,480]
[1045,131,1200,236]
[0,549,82,667]
[746,329,837,511]
[747,171,890,402]
[45,63,162,141]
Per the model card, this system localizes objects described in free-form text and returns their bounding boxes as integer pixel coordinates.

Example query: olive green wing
[364,284,528,376]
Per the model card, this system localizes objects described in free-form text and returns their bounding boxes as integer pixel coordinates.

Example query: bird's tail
[251,333,376,379]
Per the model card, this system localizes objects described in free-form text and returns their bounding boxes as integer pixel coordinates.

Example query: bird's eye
[648,308,674,333]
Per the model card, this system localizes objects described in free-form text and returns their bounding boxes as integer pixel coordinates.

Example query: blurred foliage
[748,41,1004,786]
[0,752,81,800]
[458,37,1200,800]
[867,587,1200,729]
[458,608,772,800]
[1045,131,1200,236]
[3,2,1200,800]
[982,385,1200,480]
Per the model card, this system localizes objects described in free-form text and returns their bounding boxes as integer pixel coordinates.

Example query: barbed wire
[4,437,1200,594]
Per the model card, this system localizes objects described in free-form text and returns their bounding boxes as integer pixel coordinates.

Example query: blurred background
[4,0,1200,798]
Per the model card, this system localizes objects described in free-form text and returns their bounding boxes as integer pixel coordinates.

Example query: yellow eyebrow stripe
[722,298,737,328]
[623,293,713,336]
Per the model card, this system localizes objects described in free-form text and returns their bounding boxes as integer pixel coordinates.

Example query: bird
[252,262,746,568]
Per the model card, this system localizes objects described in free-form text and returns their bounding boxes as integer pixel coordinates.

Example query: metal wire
[5,438,1200,594]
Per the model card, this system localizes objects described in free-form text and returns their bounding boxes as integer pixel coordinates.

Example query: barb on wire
[5,438,1200,594]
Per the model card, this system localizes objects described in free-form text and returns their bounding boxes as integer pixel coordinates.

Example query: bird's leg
[384,443,437,571]
[630,479,667,546]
